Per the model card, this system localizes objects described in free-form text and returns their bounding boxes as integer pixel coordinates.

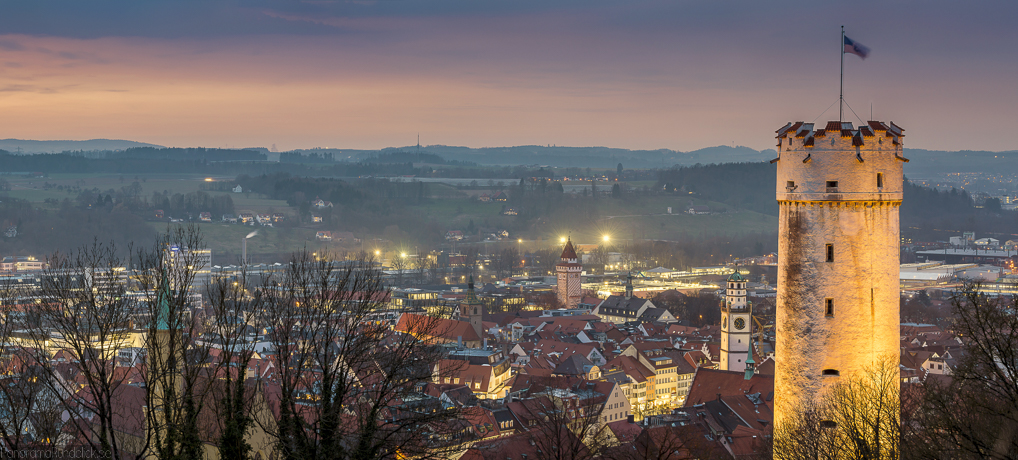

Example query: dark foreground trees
[906,286,1018,459]
[773,357,900,460]
[0,227,465,460]
[259,249,464,460]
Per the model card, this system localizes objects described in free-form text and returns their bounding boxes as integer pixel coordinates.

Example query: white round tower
[772,120,905,431]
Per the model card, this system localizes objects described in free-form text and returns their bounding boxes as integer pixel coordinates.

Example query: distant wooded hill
[656,162,1017,241]
[0,138,163,153]
[4,138,1018,175]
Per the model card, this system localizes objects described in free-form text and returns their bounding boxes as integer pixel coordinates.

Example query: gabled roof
[684,368,774,410]
[554,354,594,376]
[394,313,480,342]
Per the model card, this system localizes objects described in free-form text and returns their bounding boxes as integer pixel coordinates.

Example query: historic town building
[772,120,905,437]
[556,239,582,308]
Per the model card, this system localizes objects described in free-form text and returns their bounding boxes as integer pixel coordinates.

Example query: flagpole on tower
[840,25,845,123]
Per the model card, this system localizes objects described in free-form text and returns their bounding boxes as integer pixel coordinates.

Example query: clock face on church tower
[734,317,746,330]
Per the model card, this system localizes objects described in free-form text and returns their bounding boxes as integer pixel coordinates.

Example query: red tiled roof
[825,121,842,132]
[560,239,578,260]
[604,355,653,382]
[774,122,794,138]
[776,121,803,138]
[684,368,774,410]
[395,313,480,343]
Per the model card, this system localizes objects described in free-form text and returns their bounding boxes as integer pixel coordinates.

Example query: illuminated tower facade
[720,271,752,372]
[556,239,582,308]
[772,121,905,434]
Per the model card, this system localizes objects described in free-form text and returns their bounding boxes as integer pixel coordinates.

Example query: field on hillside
[1,173,777,260]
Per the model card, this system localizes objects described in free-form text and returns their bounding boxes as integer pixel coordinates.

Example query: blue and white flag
[844,35,870,59]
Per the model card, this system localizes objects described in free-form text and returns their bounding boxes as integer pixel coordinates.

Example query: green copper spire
[464,275,481,305]
[156,268,172,331]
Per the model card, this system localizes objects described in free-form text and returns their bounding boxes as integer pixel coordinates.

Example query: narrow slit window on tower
[825,298,835,317]
[825,244,834,262]
[822,369,840,376]
[786,180,796,191]
[877,173,884,188]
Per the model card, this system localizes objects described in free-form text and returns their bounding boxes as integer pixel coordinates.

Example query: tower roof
[727,271,746,282]
[463,275,481,306]
[560,239,578,260]
[156,269,171,331]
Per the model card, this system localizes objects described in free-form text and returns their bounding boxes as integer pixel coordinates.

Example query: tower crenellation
[775,120,906,202]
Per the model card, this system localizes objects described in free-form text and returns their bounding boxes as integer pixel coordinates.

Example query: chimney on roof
[457,336,463,348]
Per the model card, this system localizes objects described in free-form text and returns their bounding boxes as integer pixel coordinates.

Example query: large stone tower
[556,239,582,308]
[720,271,752,372]
[772,120,905,431]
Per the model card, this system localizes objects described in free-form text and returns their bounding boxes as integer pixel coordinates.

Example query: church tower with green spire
[464,276,484,346]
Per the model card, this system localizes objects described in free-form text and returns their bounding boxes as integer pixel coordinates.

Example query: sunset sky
[1,0,1016,152]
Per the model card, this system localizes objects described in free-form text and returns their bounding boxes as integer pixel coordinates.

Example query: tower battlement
[774,121,907,202]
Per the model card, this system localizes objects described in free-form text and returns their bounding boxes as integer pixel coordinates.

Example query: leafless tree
[203,269,264,460]
[135,225,215,460]
[773,356,900,460]
[914,286,1018,459]
[492,247,519,279]
[27,240,148,459]
[389,254,408,286]
[610,424,728,460]
[0,279,65,453]
[256,249,465,460]
[589,245,609,272]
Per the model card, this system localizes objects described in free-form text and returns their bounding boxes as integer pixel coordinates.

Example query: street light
[603,235,610,242]
[560,237,566,243]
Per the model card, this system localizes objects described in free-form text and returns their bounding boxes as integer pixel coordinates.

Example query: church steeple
[465,276,484,347]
